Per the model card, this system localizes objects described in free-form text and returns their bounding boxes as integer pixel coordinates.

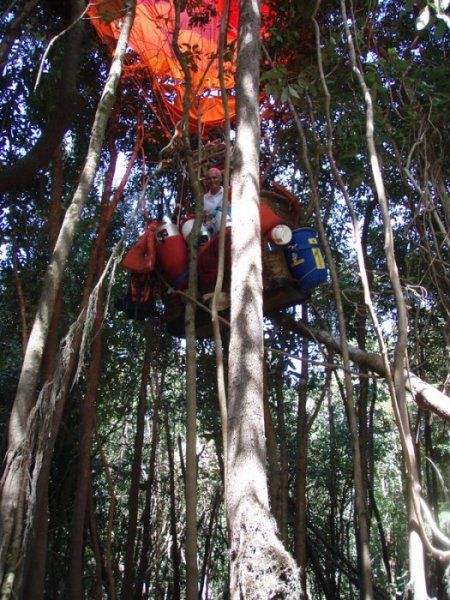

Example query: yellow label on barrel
[308,237,318,244]
[312,248,325,269]
[291,258,305,267]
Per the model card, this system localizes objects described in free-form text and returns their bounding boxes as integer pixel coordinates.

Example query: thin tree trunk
[368,485,392,585]
[60,134,119,600]
[0,3,136,591]
[135,373,163,599]
[211,0,232,490]
[10,213,28,354]
[42,143,65,379]
[67,267,105,600]
[165,398,181,599]
[184,301,199,600]
[275,378,289,547]
[199,487,221,598]
[262,366,282,532]
[226,1,300,597]
[279,5,374,592]
[66,138,123,597]
[341,4,428,593]
[170,2,203,594]
[295,313,309,599]
[121,322,153,599]
[326,393,338,598]
[87,475,103,600]
[425,411,446,598]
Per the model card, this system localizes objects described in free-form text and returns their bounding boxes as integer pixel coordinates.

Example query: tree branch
[273,313,450,423]
[0,0,86,193]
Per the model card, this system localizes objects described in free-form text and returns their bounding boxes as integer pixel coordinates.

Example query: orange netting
[87,0,240,133]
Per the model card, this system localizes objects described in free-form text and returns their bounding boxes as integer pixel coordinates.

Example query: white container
[181,217,195,239]
[267,224,292,246]
[180,217,211,244]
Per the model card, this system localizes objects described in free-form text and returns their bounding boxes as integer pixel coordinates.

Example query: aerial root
[234,515,301,599]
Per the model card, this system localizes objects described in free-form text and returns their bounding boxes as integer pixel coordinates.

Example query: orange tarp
[87,0,239,131]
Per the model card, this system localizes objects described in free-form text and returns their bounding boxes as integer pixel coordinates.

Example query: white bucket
[181,217,195,239]
[180,217,211,244]
[268,224,292,246]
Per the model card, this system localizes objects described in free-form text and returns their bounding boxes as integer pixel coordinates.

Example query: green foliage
[1,0,450,597]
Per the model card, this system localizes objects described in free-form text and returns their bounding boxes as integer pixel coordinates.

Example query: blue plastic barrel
[284,228,328,291]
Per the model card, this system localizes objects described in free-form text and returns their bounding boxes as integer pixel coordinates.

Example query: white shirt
[203,186,223,214]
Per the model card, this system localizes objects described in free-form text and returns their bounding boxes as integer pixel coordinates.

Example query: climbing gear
[115,273,153,321]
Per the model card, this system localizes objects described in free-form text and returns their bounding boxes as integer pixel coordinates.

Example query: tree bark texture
[0,1,136,592]
[226,1,300,597]
[16,145,65,600]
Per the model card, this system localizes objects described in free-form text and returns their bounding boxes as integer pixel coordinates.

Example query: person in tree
[203,167,232,237]
[203,167,224,214]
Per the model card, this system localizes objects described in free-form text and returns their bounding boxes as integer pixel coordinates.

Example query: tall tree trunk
[275,377,289,547]
[17,144,65,600]
[68,260,105,600]
[165,398,181,599]
[341,3,428,594]
[87,475,103,600]
[135,376,163,599]
[121,322,153,599]
[326,394,338,598]
[184,300,199,600]
[226,1,300,597]
[66,96,128,600]
[295,319,309,599]
[10,212,28,354]
[0,3,136,591]
[262,366,282,532]
[170,3,204,595]
[200,487,221,598]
